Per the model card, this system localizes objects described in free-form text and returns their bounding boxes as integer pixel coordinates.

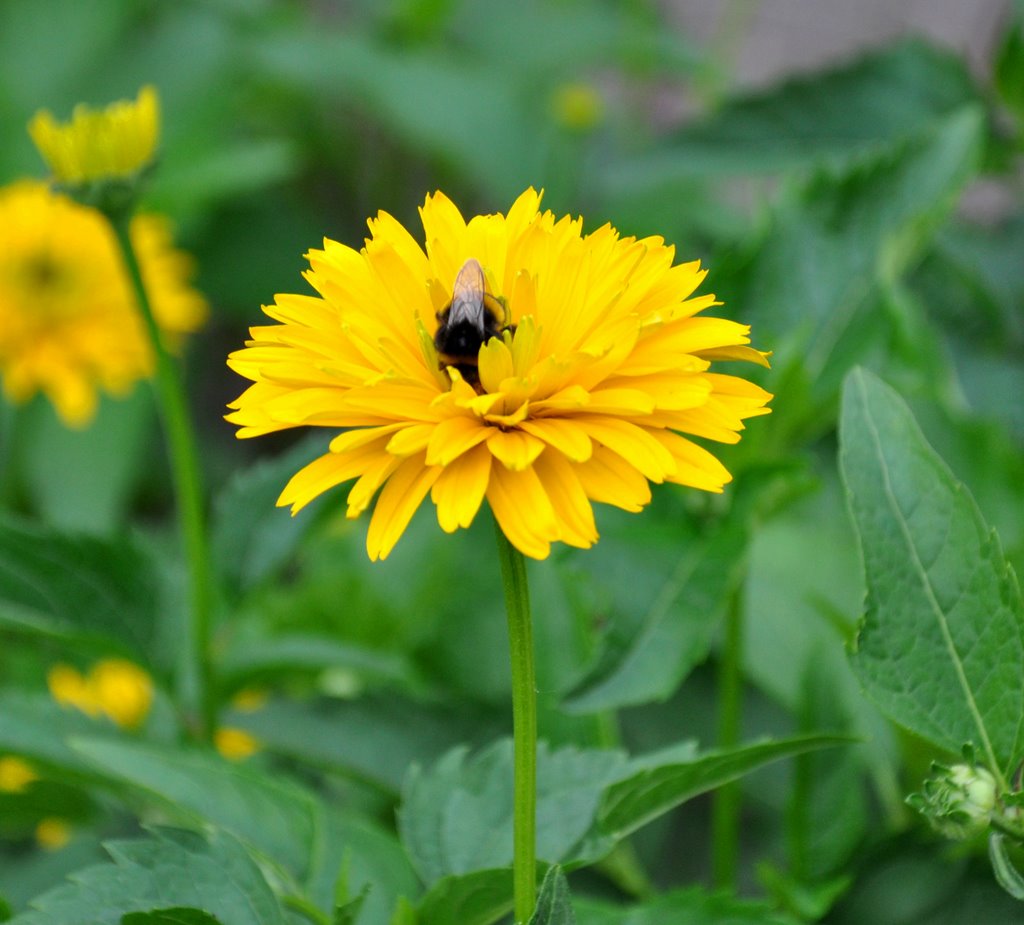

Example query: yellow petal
[478,337,515,394]
[487,428,546,470]
[486,465,558,559]
[575,416,676,482]
[426,414,491,466]
[573,445,652,512]
[366,454,441,560]
[650,430,732,492]
[430,443,492,532]
[532,451,598,548]
[519,417,593,462]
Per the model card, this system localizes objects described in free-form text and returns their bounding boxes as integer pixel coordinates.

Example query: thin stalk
[711,587,744,889]
[111,215,215,741]
[494,524,537,924]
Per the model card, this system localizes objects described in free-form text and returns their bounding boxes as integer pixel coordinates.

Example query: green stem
[111,215,215,741]
[494,524,537,924]
[711,587,744,889]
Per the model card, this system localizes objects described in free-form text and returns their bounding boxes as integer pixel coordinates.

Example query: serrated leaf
[415,869,513,925]
[9,828,285,925]
[121,909,222,924]
[210,436,329,598]
[839,368,1024,773]
[0,517,159,661]
[71,738,317,880]
[528,867,574,925]
[574,886,801,925]
[562,517,747,713]
[594,735,849,850]
[399,741,630,886]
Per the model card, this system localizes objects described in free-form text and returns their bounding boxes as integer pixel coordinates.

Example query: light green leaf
[8,828,285,925]
[989,833,1024,901]
[574,886,801,925]
[528,866,575,925]
[839,368,1024,774]
[594,735,849,851]
[0,518,160,660]
[415,868,512,925]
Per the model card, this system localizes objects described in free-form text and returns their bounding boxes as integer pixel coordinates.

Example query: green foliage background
[1,1,1023,923]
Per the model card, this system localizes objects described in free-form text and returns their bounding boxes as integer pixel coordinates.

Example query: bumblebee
[434,258,512,388]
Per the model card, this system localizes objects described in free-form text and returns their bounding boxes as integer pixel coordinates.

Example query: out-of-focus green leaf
[210,436,330,597]
[8,828,285,925]
[995,12,1024,123]
[989,834,1024,901]
[121,909,222,925]
[0,518,159,662]
[574,886,801,924]
[415,868,512,925]
[398,741,629,886]
[70,738,417,925]
[562,515,747,713]
[528,866,575,925]
[839,368,1024,773]
[18,390,152,535]
[225,694,501,795]
[217,634,417,693]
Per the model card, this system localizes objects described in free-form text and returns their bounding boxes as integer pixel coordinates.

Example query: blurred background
[1,1,1022,921]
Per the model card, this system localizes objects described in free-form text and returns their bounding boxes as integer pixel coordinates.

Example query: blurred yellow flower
[551,82,605,131]
[48,659,153,730]
[0,756,37,793]
[28,85,159,185]
[230,687,269,712]
[0,180,206,426]
[215,727,260,761]
[35,817,71,851]
[227,189,771,560]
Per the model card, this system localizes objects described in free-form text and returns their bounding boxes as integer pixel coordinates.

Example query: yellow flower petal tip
[28,85,160,185]
[47,659,153,730]
[228,188,772,561]
[0,756,38,793]
[215,727,261,761]
[0,180,206,427]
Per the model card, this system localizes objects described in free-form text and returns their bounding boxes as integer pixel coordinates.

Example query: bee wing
[448,258,487,328]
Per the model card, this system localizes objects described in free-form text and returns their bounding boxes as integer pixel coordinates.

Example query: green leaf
[839,368,1024,774]
[562,516,748,713]
[217,635,417,695]
[70,738,419,924]
[574,886,801,925]
[398,741,630,885]
[594,735,850,851]
[225,694,500,795]
[121,910,222,925]
[71,738,317,879]
[415,869,512,925]
[9,828,285,925]
[210,436,330,598]
[989,833,1024,901]
[0,517,159,661]
[528,866,575,925]
[995,13,1024,123]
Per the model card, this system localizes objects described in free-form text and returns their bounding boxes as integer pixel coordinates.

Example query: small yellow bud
[35,818,72,851]
[47,664,102,717]
[90,659,153,729]
[215,727,260,761]
[0,756,37,793]
[551,82,604,132]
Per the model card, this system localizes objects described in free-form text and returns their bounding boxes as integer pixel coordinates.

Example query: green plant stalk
[111,215,215,741]
[711,588,744,889]
[495,524,537,924]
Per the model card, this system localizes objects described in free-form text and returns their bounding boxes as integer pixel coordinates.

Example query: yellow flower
[215,727,261,761]
[227,189,771,560]
[230,687,269,712]
[47,659,153,730]
[0,756,37,793]
[0,180,206,426]
[28,85,159,185]
[35,818,72,850]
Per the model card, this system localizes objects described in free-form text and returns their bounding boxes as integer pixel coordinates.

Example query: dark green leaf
[562,516,748,713]
[121,909,222,925]
[839,368,1024,773]
[528,866,575,925]
[989,834,1024,901]
[995,14,1024,123]
[0,517,159,661]
[9,828,285,925]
